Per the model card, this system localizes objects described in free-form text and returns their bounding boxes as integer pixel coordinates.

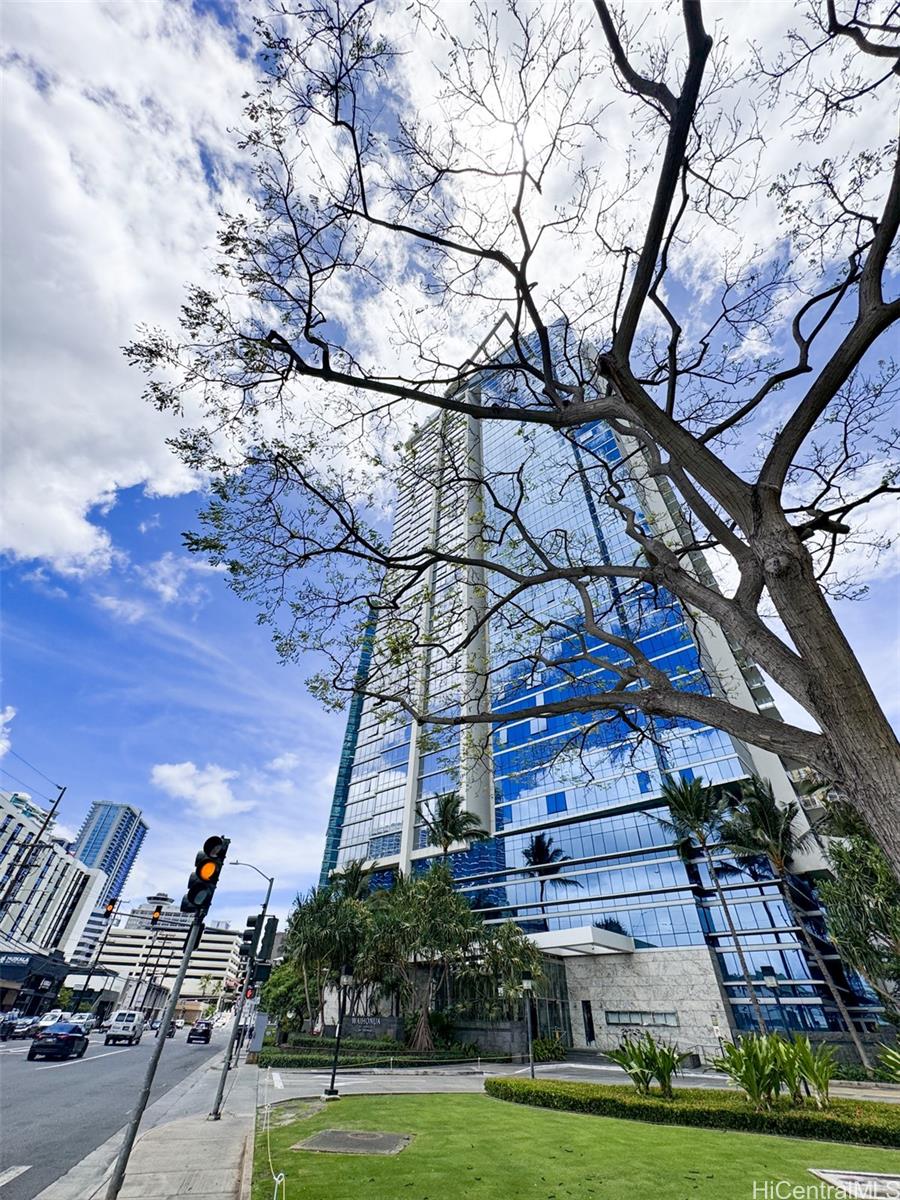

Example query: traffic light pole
[105,915,204,1200]
[209,872,272,1120]
[73,899,120,1014]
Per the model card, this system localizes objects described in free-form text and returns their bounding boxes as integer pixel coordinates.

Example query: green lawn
[252,1093,900,1200]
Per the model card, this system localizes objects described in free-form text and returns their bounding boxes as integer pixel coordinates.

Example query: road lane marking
[272,1072,284,1089]
[0,1165,31,1187]
[35,1048,131,1070]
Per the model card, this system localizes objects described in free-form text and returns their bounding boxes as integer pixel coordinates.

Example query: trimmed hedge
[258,1048,483,1070]
[483,1077,900,1148]
[287,1034,406,1053]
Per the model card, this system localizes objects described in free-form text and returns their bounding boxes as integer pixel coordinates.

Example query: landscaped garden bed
[484,1076,900,1147]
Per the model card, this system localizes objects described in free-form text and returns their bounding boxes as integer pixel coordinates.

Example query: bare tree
[127,1,900,871]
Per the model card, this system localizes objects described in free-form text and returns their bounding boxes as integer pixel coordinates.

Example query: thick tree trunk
[759,514,900,878]
[776,871,873,1073]
[703,847,766,1034]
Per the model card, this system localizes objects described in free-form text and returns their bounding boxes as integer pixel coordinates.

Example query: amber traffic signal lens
[198,861,217,881]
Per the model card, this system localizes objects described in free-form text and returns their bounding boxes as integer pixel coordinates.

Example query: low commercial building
[0,791,105,1011]
[96,921,241,1020]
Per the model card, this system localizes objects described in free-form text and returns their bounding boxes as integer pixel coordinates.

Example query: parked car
[10,1017,38,1039]
[149,1019,161,1032]
[175,1019,185,1029]
[104,1010,144,1046]
[187,1020,212,1044]
[27,1021,89,1061]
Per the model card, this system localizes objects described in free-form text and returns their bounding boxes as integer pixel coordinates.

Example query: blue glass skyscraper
[321,368,874,1057]
[71,802,147,962]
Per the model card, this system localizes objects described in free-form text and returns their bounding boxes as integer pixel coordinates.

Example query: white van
[104,1010,144,1046]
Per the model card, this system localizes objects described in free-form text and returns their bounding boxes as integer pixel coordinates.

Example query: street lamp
[209,859,274,1121]
[323,965,354,1100]
[522,972,535,1080]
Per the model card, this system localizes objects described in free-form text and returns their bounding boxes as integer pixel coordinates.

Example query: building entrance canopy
[530,925,634,957]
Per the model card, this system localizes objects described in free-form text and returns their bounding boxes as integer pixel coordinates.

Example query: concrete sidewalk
[114,1060,258,1200]
[35,1053,259,1200]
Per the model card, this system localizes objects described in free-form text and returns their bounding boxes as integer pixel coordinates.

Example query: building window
[530,717,548,735]
[605,1010,679,1028]
[546,792,567,815]
[581,999,596,1045]
[637,771,652,794]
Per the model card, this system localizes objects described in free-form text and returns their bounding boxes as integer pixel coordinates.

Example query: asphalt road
[0,1028,221,1200]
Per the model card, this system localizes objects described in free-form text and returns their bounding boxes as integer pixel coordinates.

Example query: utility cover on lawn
[809,1171,900,1198]
[292,1130,412,1156]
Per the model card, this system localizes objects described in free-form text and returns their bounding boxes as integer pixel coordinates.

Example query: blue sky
[1,483,342,926]
[1,1,897,931]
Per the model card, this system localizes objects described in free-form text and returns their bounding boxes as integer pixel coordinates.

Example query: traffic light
[103,898,118,920]
[239,914,260,959]
[257,917,278,964]
[150,903,163,925]
[180,835,230,915]
[245,985,255,1001]
[252,917,278,985]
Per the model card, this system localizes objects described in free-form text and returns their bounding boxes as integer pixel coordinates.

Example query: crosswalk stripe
[0,1165,32,1188]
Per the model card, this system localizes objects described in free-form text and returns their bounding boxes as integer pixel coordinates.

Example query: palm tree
[522,832,582,924]
[418,792,490,858]
[719,775,873,1072]
[331,858,373,900]
[656,774,766,1034]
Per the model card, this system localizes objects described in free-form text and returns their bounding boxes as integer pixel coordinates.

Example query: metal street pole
[324,970,351,1099]
[209,866,273,1120]
[74,899,122,1014]
[523,980,535,1079]
[105,916,204,1200]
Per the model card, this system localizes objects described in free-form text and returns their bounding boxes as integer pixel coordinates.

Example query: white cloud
[266,752,302,775]
[1,4,257,572]
[93,593,147,624]
[150,760,253,818]
[137,552,221,606]
[0,706,16,758]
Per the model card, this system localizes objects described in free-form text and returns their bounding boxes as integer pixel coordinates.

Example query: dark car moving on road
[186,1020,212,1044]
[27,1022,89,1061]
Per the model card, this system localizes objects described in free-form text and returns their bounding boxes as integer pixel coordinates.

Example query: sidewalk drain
[292,1130,412,1156]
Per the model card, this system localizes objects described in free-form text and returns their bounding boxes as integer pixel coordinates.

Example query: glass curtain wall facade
[322,377,873,1040]
[70,802,147,962]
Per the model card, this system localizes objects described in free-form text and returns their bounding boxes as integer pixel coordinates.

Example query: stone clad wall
[565,947,731,1063]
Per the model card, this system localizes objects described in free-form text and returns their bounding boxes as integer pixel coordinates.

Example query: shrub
[606,1034,655,1095]
[714,1033,836,1111]
[607,1032,687,1098]
[483,1077,900,1147]
[533,1033,566,1063]
[257,1046,483,1069]
[792,1037,836,1110]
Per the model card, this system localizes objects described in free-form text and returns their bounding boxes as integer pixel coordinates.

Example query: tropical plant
[607,1034,656,1096]
[593,917,629,937]
[656,774,766,1033]
[792,1036,836,1110]
[330,858,374,901]
[417,792,490,858]
[714,1035,783,1110]
[719,776,873,1073]
[522,833,582,923]
[607,1032,687,1099]
[643,1037,689,1101]
[533,1033,567,1063]
[817,803,900,1021]
[878,1043,900,1084]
